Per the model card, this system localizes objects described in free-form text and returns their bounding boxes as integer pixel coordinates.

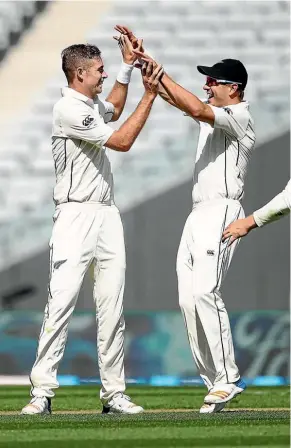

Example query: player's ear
[76,67,85,81]
[229,84,239,97]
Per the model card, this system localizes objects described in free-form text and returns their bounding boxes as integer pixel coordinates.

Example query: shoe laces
[31,396,47,405]
[114,393,131,402]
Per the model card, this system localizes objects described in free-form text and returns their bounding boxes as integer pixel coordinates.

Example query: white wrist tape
[117,62,134,84]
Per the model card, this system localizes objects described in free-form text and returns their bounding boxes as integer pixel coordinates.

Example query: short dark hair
[238,87,245,100]
[61,44,101,82]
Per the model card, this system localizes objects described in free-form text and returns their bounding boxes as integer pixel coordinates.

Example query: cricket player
[222,179,291,243]
[116,25,256,413]
[21,39,163,415]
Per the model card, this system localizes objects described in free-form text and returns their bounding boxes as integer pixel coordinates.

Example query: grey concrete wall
[0,132,289,312]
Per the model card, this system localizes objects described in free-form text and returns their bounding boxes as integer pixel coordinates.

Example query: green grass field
[0,386,289,447]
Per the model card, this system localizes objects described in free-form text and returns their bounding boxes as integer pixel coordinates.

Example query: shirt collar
[226,101,249,110]
[61,87,95,108]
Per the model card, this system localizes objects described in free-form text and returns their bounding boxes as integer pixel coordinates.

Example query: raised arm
[160,72,214,124]
[106,62,163,151]
[114,25,180,110]
[157,81,180,109]
[105,35,142,122]
[134,50,215,125]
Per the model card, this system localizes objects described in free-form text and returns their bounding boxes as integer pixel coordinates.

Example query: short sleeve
[97,99,115,124]
[210,105,249,140]
[58,101,114,146]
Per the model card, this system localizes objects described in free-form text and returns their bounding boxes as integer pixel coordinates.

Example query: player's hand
[113,33,143,65]
[222,215,257,245]
[133,49,158,70]
[114,25,144,51]
[142,61,164,96]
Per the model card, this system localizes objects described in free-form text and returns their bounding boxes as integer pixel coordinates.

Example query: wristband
[117,62,134,84]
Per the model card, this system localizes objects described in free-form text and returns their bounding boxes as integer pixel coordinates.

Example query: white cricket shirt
[192,101,256,204]
[52,87,115,205]
[253,179,291,226]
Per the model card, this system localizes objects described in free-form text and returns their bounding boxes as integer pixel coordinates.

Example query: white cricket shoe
[204,378,246,405]
[199,402,226,414]
[102,393,144,414]
[21,396,51,415]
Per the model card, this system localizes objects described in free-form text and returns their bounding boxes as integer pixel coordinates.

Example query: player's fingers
[114,26,123,33]
[152,67,164,85]
[113,36,120,41]
[119,34,127,49]
[123,34,133,50]
[123,34,130,44]
[149,64,163,82]
[222,229,231,241]
[141,62,147,76]
[133,49,143,57]
[121,26,133,36]
[136,39,143,52]
[229,236,237,246]
[146,61,153,78]
[152,64,163,75]
[133,50,150,60]
[115,25,127,34]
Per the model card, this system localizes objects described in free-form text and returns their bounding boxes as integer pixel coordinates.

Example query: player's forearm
[106,62,134,121]
[139,48,176,107]
[160,73,205,116]
[158,82,180,109]
[253,190,291,227]
[106,81,129,122]
[105,92,156,151]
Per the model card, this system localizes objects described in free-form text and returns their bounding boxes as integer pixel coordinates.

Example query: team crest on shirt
[82,115,95,126]
[223,107,233,115]
[207,250,215,256]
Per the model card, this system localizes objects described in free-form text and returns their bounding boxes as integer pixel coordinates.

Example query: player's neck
[224,97,242,106]
[68,82,95,100]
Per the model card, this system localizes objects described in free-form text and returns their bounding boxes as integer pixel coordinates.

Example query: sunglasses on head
[206,76,242,87]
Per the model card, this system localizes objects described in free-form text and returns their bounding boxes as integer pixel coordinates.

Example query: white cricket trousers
[30,202,126,402]
[177,198,244,390]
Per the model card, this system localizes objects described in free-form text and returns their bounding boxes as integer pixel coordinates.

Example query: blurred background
[0,0,289,386]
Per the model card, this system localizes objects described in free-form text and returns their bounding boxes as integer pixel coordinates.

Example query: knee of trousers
[49,282,81,309]
[50,269,83,296]
[97,261,126,278]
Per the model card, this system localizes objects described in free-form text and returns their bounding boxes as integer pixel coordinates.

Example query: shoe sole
[200,402,226,414]
[21,410,51,415]
[204,386,245,404]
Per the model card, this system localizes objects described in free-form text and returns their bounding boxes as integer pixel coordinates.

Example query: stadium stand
[0,0,289,268]
[0,1,48,62]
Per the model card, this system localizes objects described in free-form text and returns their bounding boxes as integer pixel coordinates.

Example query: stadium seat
[0,1,48,62]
